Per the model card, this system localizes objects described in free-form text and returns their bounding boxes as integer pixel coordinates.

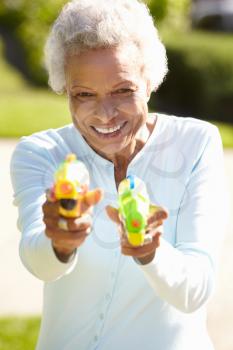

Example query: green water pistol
[118,175,151,246]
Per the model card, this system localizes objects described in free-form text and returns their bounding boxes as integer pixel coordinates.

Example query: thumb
[148,204,168,226]
[105,205,121,225]
[85,188,103,206]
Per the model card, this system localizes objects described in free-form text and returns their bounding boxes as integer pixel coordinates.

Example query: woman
[10,0,228,349]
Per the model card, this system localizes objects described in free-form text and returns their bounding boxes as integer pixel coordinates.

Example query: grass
[212,121,233,149]
[0,38,232,146]
[0,89,70,137]
[0,316,41,350]
[1,87,233,146]
[0,39,70,137]
[161,28,233,54]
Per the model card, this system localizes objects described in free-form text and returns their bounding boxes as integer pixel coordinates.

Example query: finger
[58,215,93,232]
[54,229,91,245]
[45,226,91,241]
[79,188,103,214]
[149,224,164,237]
[44,215,92,232]
[121,226,163,248]
[52,235,87,251]
[118,221,126,238]
[85,188,103,206]
[122,241,158,257]
[121,232,161,257]
[149,204,169,217]
[147,206,168,226]
[105,205,121,225]
[42,200,60,219]
[146,219,163,231]
[52,241,78,252]
[45,188,57,203]
[73,213,93,228]
[120,234,154,249]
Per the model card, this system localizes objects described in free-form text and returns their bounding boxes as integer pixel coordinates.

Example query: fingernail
[144,234,153,244]
[86,227,91,234]
[46,189,56,202]
[75,214,92,226]
[156,211,167,220]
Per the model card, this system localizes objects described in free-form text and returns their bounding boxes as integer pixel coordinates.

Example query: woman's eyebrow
[113,80,137,88]
[70,85,94,90]
[70,81,137,91]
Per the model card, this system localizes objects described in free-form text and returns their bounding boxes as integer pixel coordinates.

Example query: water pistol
[49,154,92,218]
[118,175,157,246]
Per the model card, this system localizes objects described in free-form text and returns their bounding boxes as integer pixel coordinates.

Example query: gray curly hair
[44,0,168,94]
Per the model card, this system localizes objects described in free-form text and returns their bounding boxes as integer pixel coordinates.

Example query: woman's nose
[94,96,118,121]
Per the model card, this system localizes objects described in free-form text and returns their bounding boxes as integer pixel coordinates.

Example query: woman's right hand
[42,189,103,262]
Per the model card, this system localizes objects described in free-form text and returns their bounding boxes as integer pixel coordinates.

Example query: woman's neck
[110,115,157,169]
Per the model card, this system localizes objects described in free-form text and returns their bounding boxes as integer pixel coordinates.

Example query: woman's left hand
[105,205,168,264]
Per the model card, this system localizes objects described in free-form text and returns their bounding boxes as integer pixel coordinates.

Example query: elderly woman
[10,0,228,349]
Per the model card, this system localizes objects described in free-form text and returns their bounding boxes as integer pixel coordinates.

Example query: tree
[0,0,191,86]
[146,0,191,30]
[0,0,66,85]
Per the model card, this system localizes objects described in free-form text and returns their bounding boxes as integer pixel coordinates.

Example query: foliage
[0,0,191,86]
[213,122,233,149]
[147,0,191,30]
[0,316,40,350]
[0,3,232,140]
[0,40,26,91]
[0,35,233,146]
[149,30,233,123]
[0,38,70,137]
[0,0,67,85]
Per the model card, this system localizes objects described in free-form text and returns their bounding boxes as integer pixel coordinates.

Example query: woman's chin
[93,140,128,159]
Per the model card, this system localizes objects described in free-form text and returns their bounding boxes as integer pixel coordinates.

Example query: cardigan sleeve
[138,125,229,313]
[10,135,78,282]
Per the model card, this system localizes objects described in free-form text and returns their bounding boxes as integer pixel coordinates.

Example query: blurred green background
[0,0,232,348]
[0,0,233,145]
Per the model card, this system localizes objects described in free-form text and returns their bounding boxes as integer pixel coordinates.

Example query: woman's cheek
[71,99,96,120]
[117,95,148,117]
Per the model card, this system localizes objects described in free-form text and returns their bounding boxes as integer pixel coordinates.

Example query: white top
[10,113,229,350]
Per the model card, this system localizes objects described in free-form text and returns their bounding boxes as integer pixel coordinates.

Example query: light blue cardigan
[10,113,228,350]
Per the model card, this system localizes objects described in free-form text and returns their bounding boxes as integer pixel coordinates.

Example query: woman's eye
[76,92,94,98]
[114,88,134,95]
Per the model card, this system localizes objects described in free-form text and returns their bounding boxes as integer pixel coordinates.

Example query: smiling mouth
[91,121,127,138]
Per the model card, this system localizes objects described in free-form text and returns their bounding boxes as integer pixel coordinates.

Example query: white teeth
[94,123,123,134]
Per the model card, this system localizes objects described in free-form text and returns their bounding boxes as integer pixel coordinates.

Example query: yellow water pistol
[50,154,94,218]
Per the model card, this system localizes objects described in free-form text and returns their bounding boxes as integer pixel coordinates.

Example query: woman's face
[65,45,151,159]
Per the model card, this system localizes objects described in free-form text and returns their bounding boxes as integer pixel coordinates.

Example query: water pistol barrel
[118,175,150,246]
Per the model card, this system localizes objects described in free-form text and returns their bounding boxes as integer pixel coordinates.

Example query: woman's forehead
[65,46,145,88]
[66,46,141,69]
